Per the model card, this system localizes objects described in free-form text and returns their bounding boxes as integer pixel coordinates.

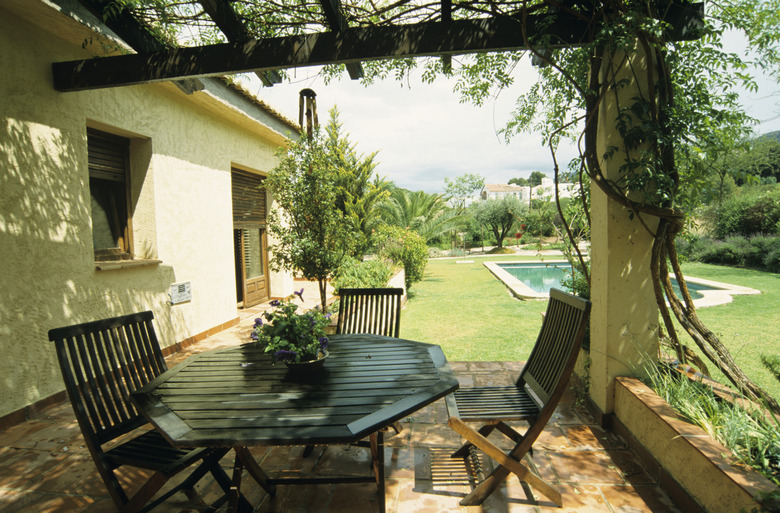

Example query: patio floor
[0,286,684,512]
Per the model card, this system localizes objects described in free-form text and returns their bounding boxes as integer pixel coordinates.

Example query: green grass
[673,262,780,401]
[400,256,550,362]
[401,257,780,400]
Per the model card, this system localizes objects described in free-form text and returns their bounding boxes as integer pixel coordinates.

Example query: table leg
[228,454,243,513]
[235,446,277,495]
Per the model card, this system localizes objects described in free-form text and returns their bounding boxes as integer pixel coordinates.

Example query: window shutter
[87,128,128,182]
[231,169,266,228]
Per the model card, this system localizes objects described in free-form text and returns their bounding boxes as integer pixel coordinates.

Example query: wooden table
[131,334,459,511]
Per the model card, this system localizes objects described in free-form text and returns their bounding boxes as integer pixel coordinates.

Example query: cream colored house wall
[0,4,295,418]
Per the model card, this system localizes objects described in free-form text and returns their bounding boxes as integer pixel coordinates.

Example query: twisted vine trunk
[530,1,780,415]
[580,31,780,416]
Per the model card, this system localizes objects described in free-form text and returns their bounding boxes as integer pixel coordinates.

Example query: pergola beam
[198,0,282,86]
[77,0,204,93]
[319,0,364,79]
[53,3,702,92]
[441,0,453,72]
[53,15,586,92]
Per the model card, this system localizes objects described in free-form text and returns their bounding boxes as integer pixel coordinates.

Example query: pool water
[497,262,711,299]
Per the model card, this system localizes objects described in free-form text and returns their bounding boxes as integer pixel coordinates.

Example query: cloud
[251,64,578,193]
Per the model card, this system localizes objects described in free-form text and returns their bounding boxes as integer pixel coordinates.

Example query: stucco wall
[0,5,293,417]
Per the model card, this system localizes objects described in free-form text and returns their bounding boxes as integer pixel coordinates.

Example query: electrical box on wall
[169,282,192,305]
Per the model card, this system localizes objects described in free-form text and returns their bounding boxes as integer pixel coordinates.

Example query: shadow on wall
[0,118,178,418]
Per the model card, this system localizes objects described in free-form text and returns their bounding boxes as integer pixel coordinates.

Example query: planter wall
[612,376,776,513]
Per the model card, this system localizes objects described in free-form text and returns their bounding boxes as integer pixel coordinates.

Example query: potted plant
[251,289,331,370]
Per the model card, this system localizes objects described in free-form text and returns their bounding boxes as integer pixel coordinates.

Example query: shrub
[427,246,445,258]
[764,248,780,273]
[681,234,780,272]
[374,225,428,290]
[648,365,780,486]
[698,240,744,266]
[715,188,780,238]
[331,257,394,293]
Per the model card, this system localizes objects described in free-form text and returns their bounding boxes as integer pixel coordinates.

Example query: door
[235,227,269,307]
[231,169,269,308]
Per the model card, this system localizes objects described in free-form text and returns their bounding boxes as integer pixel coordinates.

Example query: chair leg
[451,422,498,458]
[448,417,562,507]
[118,472,169,513]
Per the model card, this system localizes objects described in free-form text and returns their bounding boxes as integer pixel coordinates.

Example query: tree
[265,128,356,311]
[324,107,390,256]
[378,187,465,242]
[508,177,529,186]
[472,196,524,249]
[444,172,485,212]
[528,171,546,187]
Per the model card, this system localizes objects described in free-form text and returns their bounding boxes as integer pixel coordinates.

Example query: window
[87,128,132,261]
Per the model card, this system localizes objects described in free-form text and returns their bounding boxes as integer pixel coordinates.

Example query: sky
[244,41,780,194]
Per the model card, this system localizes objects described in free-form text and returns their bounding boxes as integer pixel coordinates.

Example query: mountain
[760,130,780,143]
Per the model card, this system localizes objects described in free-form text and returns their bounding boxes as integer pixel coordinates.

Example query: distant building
[480,178,577,203]
[480,184,529,201]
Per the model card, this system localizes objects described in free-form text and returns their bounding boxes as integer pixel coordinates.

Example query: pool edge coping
[484,260,761,307]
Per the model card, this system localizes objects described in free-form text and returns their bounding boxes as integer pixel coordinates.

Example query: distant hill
[760,130,780,143]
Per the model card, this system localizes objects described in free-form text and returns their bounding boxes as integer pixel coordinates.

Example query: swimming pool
[485,261,760,307]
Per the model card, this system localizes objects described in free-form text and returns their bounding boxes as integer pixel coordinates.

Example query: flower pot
[284,349,329,376]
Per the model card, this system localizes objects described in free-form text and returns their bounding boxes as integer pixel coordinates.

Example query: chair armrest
[444,392,460,419]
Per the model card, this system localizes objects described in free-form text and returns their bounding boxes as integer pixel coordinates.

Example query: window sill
[95,259,162,271]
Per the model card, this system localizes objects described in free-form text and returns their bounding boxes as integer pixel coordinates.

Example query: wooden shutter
[87,128,128,182]
[232,169,266,228]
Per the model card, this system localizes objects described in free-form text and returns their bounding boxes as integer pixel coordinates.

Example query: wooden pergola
[53,0,702,92]
[53,0,705,418]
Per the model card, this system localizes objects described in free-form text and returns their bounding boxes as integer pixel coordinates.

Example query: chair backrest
[518,288,591,409]
[336,287,403,337]
[49,311,167,446]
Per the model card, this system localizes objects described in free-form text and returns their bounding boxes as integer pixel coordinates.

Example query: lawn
[401,256,780,400]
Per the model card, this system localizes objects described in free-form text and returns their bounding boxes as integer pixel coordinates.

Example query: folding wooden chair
[49,311,233,513]
[446,288,591,507]
[302,287,406,458]
[336,287,403,337]
[336,286,404,437]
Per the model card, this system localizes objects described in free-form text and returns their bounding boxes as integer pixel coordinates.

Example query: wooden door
[231,169,269,308]
[235,227,269,307]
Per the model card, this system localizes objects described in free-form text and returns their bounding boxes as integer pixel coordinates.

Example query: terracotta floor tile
[255,483,333,513]
[537,484,607,512]
[0,342,686,513]
[600,483,683,512]
[0,448,68,489]
[607,450,657,486]
[410,423,462,448]
[0,490,113,513]
[468,361,507,373]
[25,454,109,497]
[547,450,626,485]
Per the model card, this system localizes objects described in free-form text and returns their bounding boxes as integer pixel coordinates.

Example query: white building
[480,178,577,203]
[1,0,299,425]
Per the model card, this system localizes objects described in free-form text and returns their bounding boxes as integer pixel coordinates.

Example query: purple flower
[274,349,297,362]
[325,313,332,319]
[253,318,263,327]
[319,337,329,350]
[250,331,259,341]
[269,299,280,307]
[294,288,304,300]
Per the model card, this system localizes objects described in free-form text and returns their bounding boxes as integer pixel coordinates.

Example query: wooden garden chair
[446,288,591,507]
[49,311,234,513]
[303,287,406,458]
[336,287,403,338]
